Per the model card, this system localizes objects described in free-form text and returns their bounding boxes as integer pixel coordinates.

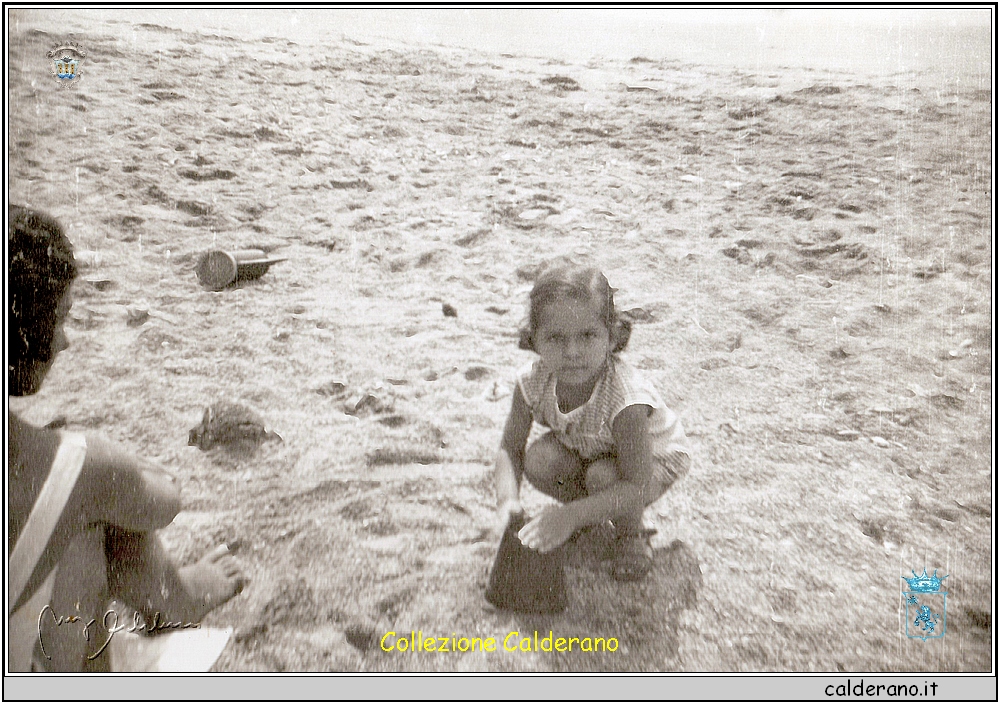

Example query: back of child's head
[8,205,77,395]
[518,256,632,353]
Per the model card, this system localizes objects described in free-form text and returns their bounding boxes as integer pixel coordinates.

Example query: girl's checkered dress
[517,355,691,492]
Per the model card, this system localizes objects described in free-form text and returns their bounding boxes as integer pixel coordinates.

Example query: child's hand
[518,504,578,554]
[496,499,523,532]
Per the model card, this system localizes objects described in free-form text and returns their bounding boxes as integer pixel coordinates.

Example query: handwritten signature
[37,605,201,661]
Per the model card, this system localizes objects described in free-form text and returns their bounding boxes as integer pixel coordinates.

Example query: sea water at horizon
[11,7,992,89]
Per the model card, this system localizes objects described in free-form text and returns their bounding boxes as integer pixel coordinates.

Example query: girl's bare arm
[495,386,532,511]
[564,404,655,527]
[609,403,656,496]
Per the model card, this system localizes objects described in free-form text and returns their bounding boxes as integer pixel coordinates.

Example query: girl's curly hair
[518,257,631,353]
[8,205,77,396]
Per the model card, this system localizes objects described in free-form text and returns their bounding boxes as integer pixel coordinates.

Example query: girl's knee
[584,458,618,494]
[524,434,578,483]
[524,434,585,501]
[644,451,690,505]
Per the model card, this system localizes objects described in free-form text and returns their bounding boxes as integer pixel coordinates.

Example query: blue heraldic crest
[54,56,79,79]
[902,569,948,641]
[46,43,86,86]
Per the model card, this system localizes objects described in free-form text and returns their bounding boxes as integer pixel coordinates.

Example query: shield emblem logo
[46,44,87,86]
[902,569,948,641]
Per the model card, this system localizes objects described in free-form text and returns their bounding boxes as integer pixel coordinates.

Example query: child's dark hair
[8,204,77,396]
[518,258,632,353]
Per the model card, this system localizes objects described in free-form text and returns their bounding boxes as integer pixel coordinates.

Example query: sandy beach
[6,9,993,672]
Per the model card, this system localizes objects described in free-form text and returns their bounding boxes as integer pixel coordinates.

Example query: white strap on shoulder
[8,431,88,613]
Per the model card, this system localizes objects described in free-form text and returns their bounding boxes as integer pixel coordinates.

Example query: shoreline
[11,7,992,83]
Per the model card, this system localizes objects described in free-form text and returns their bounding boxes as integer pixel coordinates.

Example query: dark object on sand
[126,307,150,327]
[540,75,581,91]
[196,249,286,290]
[343,624,380,653]
[188,402,283,452]
[485,512,567,613]
[442,303,458,317]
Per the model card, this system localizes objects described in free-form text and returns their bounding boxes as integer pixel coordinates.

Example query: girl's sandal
[609,526,657,582]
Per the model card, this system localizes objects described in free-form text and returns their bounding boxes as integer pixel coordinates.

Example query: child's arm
[519,405,653,552]
[494,385,532,516]
[609,402,656,503]
[588,402,656,511]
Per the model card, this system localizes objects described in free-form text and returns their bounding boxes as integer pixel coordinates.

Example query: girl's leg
[585,451,691,519]
[584,458,644,531]
[523,433,586,503]
[584,457,656,582]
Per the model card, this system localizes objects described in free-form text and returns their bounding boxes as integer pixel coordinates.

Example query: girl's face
[533,295,612,388]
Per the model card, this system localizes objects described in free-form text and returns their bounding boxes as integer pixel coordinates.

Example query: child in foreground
[494,258,690,581]
[8,205,246,670]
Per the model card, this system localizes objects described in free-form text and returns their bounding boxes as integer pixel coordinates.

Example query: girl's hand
[499,498,523,518]
[518,504,578,553]
[496,498,523,533]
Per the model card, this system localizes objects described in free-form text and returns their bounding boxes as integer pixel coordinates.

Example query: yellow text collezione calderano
[380,630,619,653]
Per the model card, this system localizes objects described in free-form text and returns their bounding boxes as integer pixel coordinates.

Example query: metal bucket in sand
[196,249,286,290]
[485,512,567,614]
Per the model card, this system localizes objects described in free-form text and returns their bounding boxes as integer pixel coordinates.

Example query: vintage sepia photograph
[6,6,994,684]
